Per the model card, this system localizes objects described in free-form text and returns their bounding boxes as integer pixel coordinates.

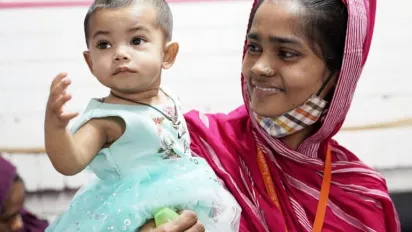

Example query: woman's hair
[13,174,22,183]
[249,0,348,76]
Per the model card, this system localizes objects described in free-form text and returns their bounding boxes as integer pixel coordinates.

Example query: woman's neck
[280,125,315,150]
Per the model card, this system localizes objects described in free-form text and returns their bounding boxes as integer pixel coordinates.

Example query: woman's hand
[139,210,205,232]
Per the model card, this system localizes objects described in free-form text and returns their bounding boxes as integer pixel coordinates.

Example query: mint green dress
[46,88,241,232]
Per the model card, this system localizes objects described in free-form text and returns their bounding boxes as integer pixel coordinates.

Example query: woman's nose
[251,59,275,77]
[9,215,23,232]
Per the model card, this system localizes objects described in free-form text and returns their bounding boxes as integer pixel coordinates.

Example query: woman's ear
[162,41,179,69]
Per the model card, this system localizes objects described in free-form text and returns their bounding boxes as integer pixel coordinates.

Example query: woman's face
[242,0,334,117]
[0,181,25,232]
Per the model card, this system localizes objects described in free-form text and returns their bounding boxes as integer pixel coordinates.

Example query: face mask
[253,94,328,138]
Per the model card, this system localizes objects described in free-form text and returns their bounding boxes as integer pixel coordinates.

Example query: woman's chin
[250,102,284,118]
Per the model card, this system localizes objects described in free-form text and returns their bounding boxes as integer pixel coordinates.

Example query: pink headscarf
[0,156,48,232]
[184,0,401,231]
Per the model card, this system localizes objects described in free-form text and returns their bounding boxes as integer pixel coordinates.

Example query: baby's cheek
[137,55,163,73]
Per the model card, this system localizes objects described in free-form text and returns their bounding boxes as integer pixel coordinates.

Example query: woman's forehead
[256,0,304,18]
[249,1,310,47]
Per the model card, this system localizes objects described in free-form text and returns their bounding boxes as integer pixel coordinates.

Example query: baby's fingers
[50,72,68,91]
[50,92,73,113]
[59,112,79,121]
[49,76,71,103]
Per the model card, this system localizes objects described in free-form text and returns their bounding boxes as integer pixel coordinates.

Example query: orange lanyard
[256,145,332,232]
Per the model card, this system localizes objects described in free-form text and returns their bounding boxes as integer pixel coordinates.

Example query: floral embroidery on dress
[163,105,179,126]
[152,116,165,135]
[151,98,187,159]
[157,133,181,159]
[177,122,187,139]
[183,140,189,154]
[163,105,175,119]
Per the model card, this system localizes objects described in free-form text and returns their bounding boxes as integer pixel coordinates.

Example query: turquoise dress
[46,88,241,232]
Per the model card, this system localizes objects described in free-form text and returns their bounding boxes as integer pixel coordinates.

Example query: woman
[0,156,49,232]
[141,0,400,231]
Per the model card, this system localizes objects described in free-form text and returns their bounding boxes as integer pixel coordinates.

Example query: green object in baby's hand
[154,207,180,227]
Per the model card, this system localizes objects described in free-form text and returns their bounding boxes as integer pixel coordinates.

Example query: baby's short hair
[84,0,173,46]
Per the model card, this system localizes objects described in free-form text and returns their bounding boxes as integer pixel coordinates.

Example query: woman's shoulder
[184,105,249,131]
[329,139,390,194]
[184,105,252,160]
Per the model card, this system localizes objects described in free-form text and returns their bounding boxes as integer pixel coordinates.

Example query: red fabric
[184,0,400,231]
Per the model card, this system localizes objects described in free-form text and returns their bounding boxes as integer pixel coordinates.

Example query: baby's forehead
[90,4,158,25]
[84,0,172,45]
[87,5,160,34]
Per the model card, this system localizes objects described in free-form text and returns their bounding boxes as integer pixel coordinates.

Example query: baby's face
[84,4,166,94]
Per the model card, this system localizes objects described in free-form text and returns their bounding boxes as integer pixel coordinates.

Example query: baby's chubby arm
[44,72,107,176]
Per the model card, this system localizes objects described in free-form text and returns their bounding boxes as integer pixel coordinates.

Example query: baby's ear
[83,51,94,73]
[162,41,179,69]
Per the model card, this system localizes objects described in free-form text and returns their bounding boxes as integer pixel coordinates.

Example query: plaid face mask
[253,94,328,138]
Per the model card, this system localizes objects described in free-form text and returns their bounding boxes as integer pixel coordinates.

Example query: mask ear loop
[316,73,335,123]
[316,73,335,97]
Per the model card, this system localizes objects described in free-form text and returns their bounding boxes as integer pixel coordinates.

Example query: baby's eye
[96,41,111,49]
[131,37,145,46]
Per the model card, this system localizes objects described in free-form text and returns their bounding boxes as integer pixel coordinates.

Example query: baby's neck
[106,88,167,105]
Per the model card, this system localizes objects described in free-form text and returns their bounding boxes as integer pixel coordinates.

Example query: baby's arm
[44,73,107,176]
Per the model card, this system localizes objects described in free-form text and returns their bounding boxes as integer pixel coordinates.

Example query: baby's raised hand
[45,72,79,128]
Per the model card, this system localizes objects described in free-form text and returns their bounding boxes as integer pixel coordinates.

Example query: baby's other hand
[45,72,79,128]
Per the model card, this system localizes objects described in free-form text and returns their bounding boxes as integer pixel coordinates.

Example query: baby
[44,0,241,231]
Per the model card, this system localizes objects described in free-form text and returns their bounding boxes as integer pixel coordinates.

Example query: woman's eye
[279,51,298,59]
[247,43,262,54]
